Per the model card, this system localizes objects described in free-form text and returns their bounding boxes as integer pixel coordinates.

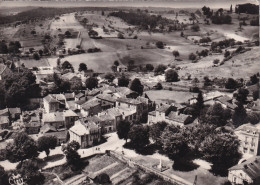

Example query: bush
[155,83,163,90]
[117,33,125,39]
[0,150,6,161]
[213,59,220,65]
[189,53,197,61]
[156,41,164,49]
[225,78,238,89]
[199,37,211,43]
[211,15,232,24]
[191,24,200,32]
[165,69,179,82]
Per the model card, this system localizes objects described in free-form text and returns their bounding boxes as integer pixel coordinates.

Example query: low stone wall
[107,150,193,185]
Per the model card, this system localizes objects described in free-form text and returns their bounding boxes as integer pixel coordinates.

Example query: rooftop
[229,156,260,180]
[117,97,142,105]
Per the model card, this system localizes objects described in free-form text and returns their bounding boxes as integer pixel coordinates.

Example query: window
[233,177,236,183]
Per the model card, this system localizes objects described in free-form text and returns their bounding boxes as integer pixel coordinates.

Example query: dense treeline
[109,11,171,30]
[0,68,41,108]
[0,7,116,25]
[235,3,259,15]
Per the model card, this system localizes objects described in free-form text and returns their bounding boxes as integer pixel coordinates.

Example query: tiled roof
[0,116,9,124]
[42,112,64,122]
[167,111,189,123]
[81,99,100,110]
[44,95,59,103]
[63,110,78,117]
[75,92,85,98]
[70,121,99,136]
[41,124,57,133]
[157,104,171,113]
[44,130,67,139]
[64,93,74,100]
[0,108,9,116]
[0,64,7,75]
[96,94,117,103]
[116,97,142,105]
[229,156,260,180]
[9,107,21,114]
[75,99,87,105]
[66,101,77,111]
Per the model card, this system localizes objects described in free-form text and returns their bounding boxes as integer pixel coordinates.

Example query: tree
[200,128,241,176]
[224,50,230,58]
[149,121,167,147]
[234,88,249,104]
[0,42,8,54]
[172,50,180,59]
[117,120,131,143]
[204,76,212,86]
[62,141,82,170]
[165,69,179,82]
[104,73,115,82]
[250,74,259,85]
[78,63,87,72]
[161,125,189,160]
[230,5,233,13]
[64,30,71,38]
[70,77,83,92]
[117,33,124,39]
[88,30,98,38]
[253,90,259,101]
[6,132,38,163]
[37,135,57,158]
[127,60,135,71]
[16,160,45,185]
[130,78,143,95]
[213,59,219,65]
[225,78,238,89]
[156,41,164,49]
[247,112,260,125]
[0,165,8,185]
[154,64,167,75]
[196,91,204,113]
[191,24,200,32]
[154,82,163,90]
[189,53,197,61]
[114,61,119,67]
[118,76,130,87]
[94,173,111,184]
[146,64,154,71]
[33,53,40,60]
[62,61,73,71]
[85,77,98,90]
[200,103,231,127]
[128,125,149,150]
[232,102,247,127]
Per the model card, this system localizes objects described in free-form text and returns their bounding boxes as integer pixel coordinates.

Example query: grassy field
[145,90,197,104]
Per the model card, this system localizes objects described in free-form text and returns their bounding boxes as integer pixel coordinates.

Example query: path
[41,171,64,185]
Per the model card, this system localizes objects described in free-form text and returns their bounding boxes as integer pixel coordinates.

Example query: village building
[21,111,41,135]
[0,63,12,80]
[0,116,9,129]
[148,103,191,126]
[116,97,143,121]
[69,120,101,148]
[117,65,128,72]
[235,123,260,156]
[96,94,117,110]
[9,107,22,120]
[42,110,78,129]
[43,94,66,113]
[80,99,102,117]
[228,156,260,185]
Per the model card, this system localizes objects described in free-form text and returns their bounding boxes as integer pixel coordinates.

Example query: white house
[228,156,260,185]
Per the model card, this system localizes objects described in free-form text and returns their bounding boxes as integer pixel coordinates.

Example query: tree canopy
[128,125,149,150]
[130,78,143,95]
[118,75,130,87]
[117,120,131,143]
[165,69,179,82]
[37,135,57,158]
[85,77,98,90]
[6,132,39,163]
[78,63,87,72]
[62,141,82,171]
